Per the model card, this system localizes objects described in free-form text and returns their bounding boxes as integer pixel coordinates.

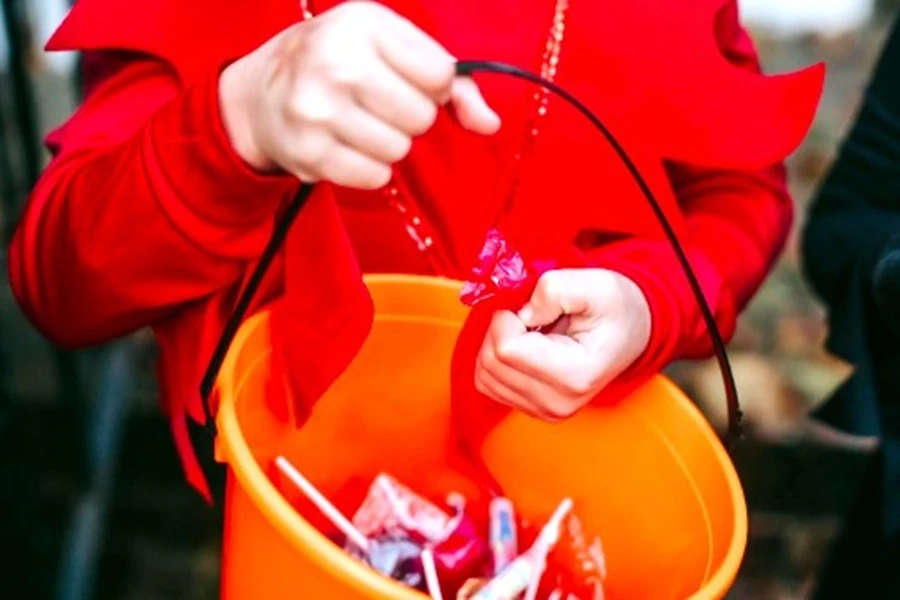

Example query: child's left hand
[474,269,652,421]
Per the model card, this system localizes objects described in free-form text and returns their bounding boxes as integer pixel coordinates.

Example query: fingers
[498,330,605,398]
[488,309,528,341]
[375,19,456,101]
[375,13,499,135]
[487,306,625,398]
[472,270,653,423]
[475,366,519,408]
[313,141,393,189]
[250,2,500,190]
[449,77,501,135]
[475,311,606,420]
[518,270,592,328]
[331,103,413,163]
[475,319,569,422]
[351,61,439,136]
[475,367,569,423]
[477,315,534,400]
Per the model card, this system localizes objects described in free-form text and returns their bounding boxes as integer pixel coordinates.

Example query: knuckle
[407,102,439,136]
[328,63,364,90]
[285,93,333,127]
[324,6,382,44]
[493,340,515,363]
[336,1,384,20]
[284,96,306,122]
[536,271,563,300]
[293,137,331,173]
[479,345,498,370]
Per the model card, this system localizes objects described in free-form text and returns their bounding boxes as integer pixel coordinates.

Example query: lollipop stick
[275,456,370,551]
[421,548,444,600]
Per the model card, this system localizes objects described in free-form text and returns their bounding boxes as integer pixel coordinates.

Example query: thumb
[449,77,501,135]
[518,270,589,329]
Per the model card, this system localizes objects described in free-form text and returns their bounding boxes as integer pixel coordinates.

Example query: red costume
[7,0,823,500]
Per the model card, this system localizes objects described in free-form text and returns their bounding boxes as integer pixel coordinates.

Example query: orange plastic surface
[214,275,746,599]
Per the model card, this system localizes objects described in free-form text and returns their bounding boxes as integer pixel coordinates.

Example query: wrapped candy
[431,509,488,585]
[353,474,455,543]
[470,499,573,600]
[347,531,425,588]
[489,497,518,574]
[349,473,490,589]
[344,514,488,594]
[460,228,533,309]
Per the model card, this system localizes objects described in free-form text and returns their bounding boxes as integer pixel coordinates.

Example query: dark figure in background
[803,17,900,598]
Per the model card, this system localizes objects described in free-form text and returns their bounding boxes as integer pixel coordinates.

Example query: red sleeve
[585,1,793,372]
[7,51,299,347]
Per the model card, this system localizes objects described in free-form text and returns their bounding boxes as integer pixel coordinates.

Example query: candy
[431,510,489,583]
[471,499,573,600]
[347,531,424,588]
[353,474,453,544]
[348,473,490,590]
[489,497,518,574]
[460,228,531,308]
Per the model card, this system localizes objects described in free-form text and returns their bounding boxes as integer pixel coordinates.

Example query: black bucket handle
[199,60,743,452]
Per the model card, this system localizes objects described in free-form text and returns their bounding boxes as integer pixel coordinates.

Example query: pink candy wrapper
[460,229,531,308]
[351,473,489,590]
[353,474,454,544]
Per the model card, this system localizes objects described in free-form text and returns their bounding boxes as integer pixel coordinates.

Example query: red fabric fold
[273,187,376,425]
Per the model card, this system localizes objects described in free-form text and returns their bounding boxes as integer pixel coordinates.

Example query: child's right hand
[219,2,500,190]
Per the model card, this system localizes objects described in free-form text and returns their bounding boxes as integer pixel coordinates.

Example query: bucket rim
[214,273,747,599]
[651,377,748,597]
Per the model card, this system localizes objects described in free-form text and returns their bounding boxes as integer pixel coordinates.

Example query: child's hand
[219,2,500,190]
[474,269,652,421]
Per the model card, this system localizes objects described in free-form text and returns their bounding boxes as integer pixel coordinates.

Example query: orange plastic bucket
[214,274,747,599]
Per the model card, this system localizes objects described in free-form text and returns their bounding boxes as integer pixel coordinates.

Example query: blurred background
[1,0,898,598]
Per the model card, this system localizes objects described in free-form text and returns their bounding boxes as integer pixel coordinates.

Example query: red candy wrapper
[431,510,489,587]
[352,474,454,544]
[460,228,531,308]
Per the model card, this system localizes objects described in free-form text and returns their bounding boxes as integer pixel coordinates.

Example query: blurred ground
[1,6,899,600]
